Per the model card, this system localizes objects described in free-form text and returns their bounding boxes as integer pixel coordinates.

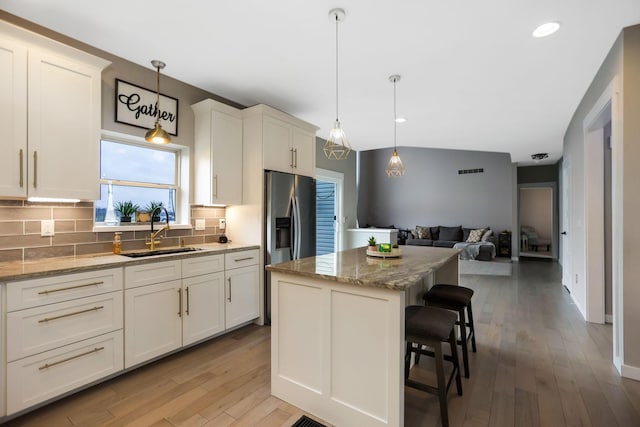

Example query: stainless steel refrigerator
[265,171,316,323]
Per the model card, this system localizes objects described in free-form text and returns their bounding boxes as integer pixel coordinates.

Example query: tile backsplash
[0,200,226,263]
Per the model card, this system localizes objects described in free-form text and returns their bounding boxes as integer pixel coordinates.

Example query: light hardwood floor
[4,259,640,426]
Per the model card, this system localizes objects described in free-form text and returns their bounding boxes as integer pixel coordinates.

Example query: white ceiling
[2,0,639,165]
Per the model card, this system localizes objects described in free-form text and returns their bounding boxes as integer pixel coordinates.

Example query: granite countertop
[266,245,460,291]
[0,243,260,282]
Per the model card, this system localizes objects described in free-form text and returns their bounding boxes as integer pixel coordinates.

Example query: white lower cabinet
[225,265,260,329]
[1,248,260,417]
[7,291,123,362]
[7,330,123,414]
[124,280,182,368]
[182,272,226,345]
[5,268,124,415]
[124,254,232,368]
[0,284,5,418]
[225,250,260,329]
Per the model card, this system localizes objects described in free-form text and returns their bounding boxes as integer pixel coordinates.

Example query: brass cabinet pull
[227,277,232,302]
[178,288,182,317]
[185,287,190,315]
[38,281,104,295]
[294,148,298,168]
[213,174,218,198]
[38,306,104,323]
[234,257,254,262]
[19,149,24,188]
[39,346,104,370]
[290,148,294,168]
[33,151,37,188]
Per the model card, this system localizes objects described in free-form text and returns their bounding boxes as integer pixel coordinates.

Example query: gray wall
[357,147,513,233]
[563,24,640,369]
[315,137,358,231]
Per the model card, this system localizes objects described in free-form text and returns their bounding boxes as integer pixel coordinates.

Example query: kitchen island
[266,245,460,427]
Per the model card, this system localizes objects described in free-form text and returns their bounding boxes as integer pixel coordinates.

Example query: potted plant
[367,236,377,252]
[145,201,164,222]
[115,201,139,223]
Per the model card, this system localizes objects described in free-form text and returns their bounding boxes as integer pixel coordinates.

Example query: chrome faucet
[147,207,170,251]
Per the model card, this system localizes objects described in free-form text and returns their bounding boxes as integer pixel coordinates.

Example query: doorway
[315,169,344,255]
[581,76,621,373]
[518,184,557,260]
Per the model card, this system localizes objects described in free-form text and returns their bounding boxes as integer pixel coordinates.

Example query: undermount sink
[121,247,202,258]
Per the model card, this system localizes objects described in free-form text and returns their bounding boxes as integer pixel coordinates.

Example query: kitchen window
[95,136,188,227]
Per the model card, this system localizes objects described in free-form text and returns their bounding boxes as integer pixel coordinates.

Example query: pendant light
[385,75,405,177]
[323,8,351,160]
[145,60,171,144]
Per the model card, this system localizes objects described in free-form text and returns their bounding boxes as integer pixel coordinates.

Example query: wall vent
[458,168,484,175]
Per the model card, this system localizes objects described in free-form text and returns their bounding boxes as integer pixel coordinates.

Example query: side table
[498,231,511,257]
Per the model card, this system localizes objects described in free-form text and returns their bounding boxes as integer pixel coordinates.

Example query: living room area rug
[460,259,512,276]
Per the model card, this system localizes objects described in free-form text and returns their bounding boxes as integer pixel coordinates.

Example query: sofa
[405,225,496,261]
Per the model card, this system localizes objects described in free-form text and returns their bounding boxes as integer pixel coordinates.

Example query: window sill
[93,223,193,233]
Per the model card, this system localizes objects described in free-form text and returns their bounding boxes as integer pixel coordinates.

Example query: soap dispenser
[113,232,122,254]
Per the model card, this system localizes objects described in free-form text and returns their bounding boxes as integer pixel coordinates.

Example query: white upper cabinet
[243,104,319,178]
[263,116,294,174]
[290,126,316,176]
[192,99,243,205]
[0,21,109,200]
[0,37,27,198]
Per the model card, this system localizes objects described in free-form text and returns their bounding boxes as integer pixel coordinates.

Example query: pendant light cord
[393,78,397,150]
[335,13,339,122]
[155,64,161,126]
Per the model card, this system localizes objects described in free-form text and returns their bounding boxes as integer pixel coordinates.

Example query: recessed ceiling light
[395,117,407,123]
[533,22,560,38]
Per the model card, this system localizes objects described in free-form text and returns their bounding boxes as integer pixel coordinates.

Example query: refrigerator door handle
[289,196,297,259]
[293,196,302,260]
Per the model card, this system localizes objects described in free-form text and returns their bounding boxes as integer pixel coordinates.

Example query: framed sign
[115,79,179,136]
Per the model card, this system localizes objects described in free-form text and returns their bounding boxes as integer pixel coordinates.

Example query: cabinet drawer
[182,254,224,277]
[6,330,123,415]
[7,291,123,362]
[225,249,259,269]
[7,268,123,311]
[124,260,181,289]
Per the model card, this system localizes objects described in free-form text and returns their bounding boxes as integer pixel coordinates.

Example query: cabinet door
[0,38,27,198]
[211,110,243,205]
[292,127,316,177]
[263,116,293,174]
[124,280,182,368]
[225,265,260,329]
[182,272,225,345]
[27,48,102,200]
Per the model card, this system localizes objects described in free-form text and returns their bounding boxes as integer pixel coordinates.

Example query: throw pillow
[466,228,485,243]
[414,225,432,239]
[439,226,462,242]
[481,229,493,241]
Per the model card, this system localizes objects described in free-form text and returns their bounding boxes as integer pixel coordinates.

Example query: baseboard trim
[621,363,640,381]
[605,314,613,324]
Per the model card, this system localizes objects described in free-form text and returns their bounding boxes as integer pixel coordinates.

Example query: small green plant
[145,201,164,215]
[367,236,377,246]
[114,201,139,217]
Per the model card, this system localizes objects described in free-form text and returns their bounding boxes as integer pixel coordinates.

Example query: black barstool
[423,284,477,378]
[405,305,463,427]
